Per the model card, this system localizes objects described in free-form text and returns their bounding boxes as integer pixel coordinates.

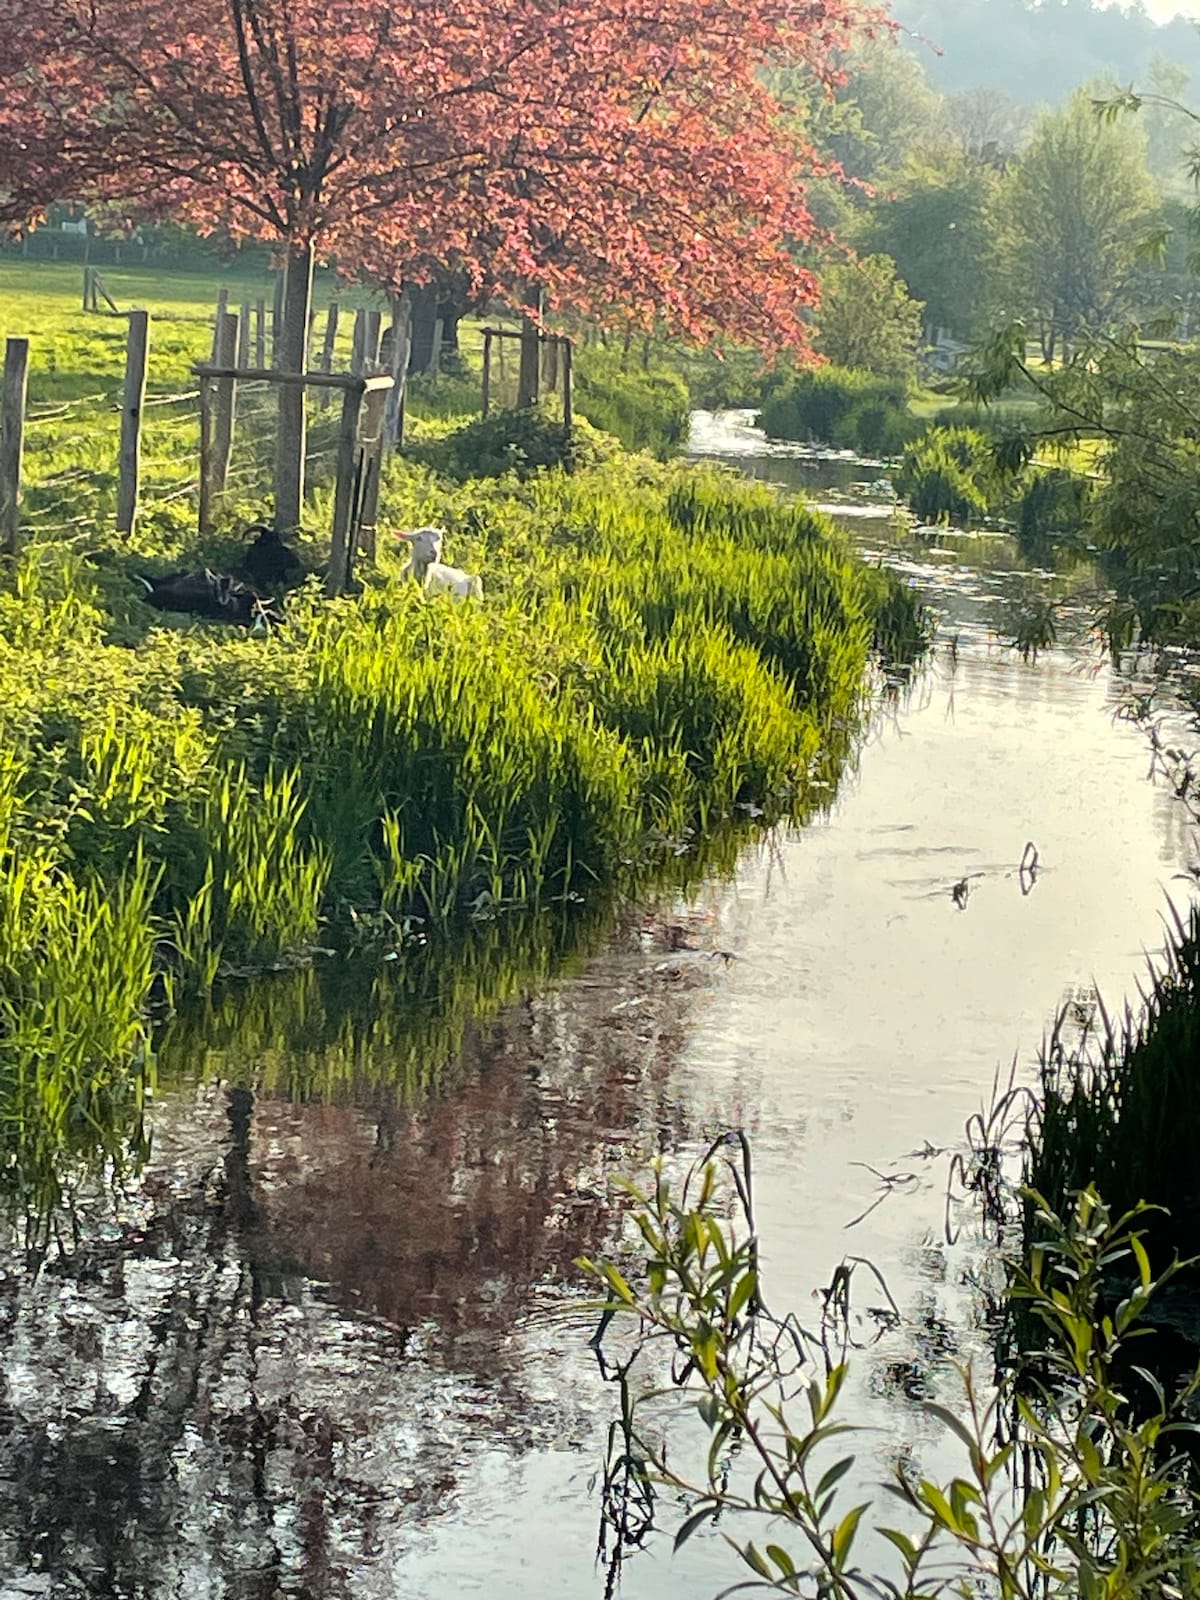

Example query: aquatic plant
[1025,901,1200,1271]
[585,1144,1200,1600]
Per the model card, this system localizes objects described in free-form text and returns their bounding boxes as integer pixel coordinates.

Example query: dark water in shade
[1,413,1198,1600]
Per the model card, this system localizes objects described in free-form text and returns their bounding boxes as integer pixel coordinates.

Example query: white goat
[394,526,483,601]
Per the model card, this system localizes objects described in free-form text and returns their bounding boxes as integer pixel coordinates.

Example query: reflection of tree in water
[0,897,742,1596]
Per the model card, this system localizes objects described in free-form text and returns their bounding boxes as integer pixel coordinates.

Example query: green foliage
[758,366,918,456]
[965,324,1200,643]
[1026,899,1200,1271]
[993,90,1156,358]
[586,1145,1200,1600]
[857,152,1001,341]
[574,348,691,456]
[407,406,613,479]
[1016,467,1093,566]
[814,254,925,382]
[894,426,993,524]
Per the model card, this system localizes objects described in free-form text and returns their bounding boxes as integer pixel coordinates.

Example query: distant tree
[993,90,1156,359]
[943,87,1032,165]
[892,0,1200,108]
[814,253,924,378]
[826,39,949,181]
[858,152,1000,339]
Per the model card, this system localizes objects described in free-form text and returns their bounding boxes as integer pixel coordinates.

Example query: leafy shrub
[1016,466,1093,566]
[573,351,690,457]
[894,425,992,524]
[409,406,614,480]
[757,365,917,456]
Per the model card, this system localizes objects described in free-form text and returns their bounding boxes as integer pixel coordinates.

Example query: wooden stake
[211,287,229,360]
[237,303,251,369]
[254,298,266,368]
[384,294,412,448]
[350,308,367,375]
[212,310,239,500]
[365,309,382,371]
[198,376,215,533]
[1,338,29,556]
[273,242,313,531]
[326,381,366,596]
[562,339,573,433]
[319,302,340,410]
[482,331,492,418]
[116,310,150,535]
[357,385,388,561]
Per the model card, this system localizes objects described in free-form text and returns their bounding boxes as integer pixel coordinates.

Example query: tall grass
[1024,903,1200,1268]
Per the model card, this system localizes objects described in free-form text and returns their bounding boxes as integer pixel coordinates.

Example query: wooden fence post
[211,288,229,360]
[517,320,540,408]
[254,298,266,368]
[271,270,285,364]
[116,310,150,535]
[198,376,215,534]
[428,317,443,377]
[356,384,389,562]
[319,302,339,410]
[544,334,559,393]
[237,303,251,369]
[384,294,412,448]
[482,331,492,418]
[1,338,29,556]
[212,310,239,501]
[82,266,92,313]
[365,309,382,371]
[562,339,573,433]
[326,380,367,597]
[350,309,367,375]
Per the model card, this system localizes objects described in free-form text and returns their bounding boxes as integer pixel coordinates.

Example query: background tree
[892,0,1200,107]
[813,253,924,378]
[857,151,1001,339]
[992,89,1156,359]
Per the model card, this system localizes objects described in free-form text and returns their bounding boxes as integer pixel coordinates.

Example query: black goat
[236,522,308,592]
[135,569,282,629]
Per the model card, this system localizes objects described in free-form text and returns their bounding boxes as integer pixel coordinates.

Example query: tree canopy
[0,0,871,352]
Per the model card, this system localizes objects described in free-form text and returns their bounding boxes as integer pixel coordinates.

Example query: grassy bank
[0,264,928,1223]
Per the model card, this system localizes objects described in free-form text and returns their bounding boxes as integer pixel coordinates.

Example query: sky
[1130,1,1198,19]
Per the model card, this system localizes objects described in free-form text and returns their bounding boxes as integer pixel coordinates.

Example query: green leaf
[815,1456,856,1500]
[674,1504,715,1551]
[728,1268,757,1321]
[832,1504,867,1566]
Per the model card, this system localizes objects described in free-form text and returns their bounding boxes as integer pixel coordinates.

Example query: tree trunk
[274,241,314,532]
[437,299,464,358]
[407,283,440,374]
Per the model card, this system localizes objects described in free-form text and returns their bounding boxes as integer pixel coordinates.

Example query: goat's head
[394,525,445,571]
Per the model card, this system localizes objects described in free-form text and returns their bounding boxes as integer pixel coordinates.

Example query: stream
[1,411,1198,1600]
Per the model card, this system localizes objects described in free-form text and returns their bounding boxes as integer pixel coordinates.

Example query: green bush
[894,425,992,524]
[757,365,917,456]
[1016,466,1093,566]
[574,350,691,457]
[407,406,614,480]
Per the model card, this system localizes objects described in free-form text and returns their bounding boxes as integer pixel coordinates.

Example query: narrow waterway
[1,414,1196,1600]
